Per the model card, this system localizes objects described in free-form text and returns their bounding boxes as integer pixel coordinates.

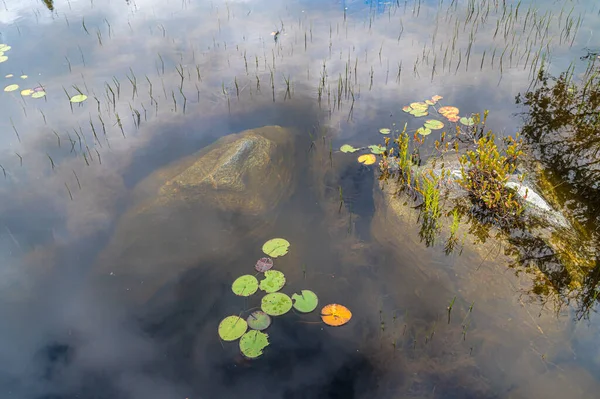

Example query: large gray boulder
[92,125,295,303]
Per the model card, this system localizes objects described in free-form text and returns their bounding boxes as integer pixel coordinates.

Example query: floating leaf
[70,94,88,103]
[0,56,7,63]
[292,290,319,313]
[340,144,359,153]
[369,145,386,155]
[33,86,44,92]
[402,106,412,113]
[357,154,377,165]
[416,127,432,136]
[5,74,13,78]
[232,275,259,296]
[255,257,273,272]
[20,89,33,96]
[0,45,11,52]
[218,316,248,341]
[247,310,271,331]
[4,84,18,92]
[239,330,269,359]
[410,102,428,111]
[447,115,460,123]
[20,75,27,79]
[259,270,286,293]
[379,128,391,135]
[438,106,459,116]
[431,95,443,102]
[425,100,435,105]
[424,120,444,130]
[460,117,475,126]
[410,110,428,117]
[261,292,293,316]
[321,304,352,326]
[262,238,290,258]
[31,91,46,99]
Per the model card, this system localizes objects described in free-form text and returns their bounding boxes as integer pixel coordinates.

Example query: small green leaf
[379,128,391,135]
[369,145,386,155]
[239,330,269,359]
[424,119,444,130]
[262,238,290,258]
[340,144,359,153]
[259,270,286,293]
[4,84,18,92]
[70,94,88,103]
[416,127,432,136]
[261,292,293,316]
[292,290,319,313]
[218,316,248,341]
[247,310,271,331]
[31,91,46,99]
[410,110,428,117]
[232,275,259,296]
[0,56,7,63]
[460,117,475,126]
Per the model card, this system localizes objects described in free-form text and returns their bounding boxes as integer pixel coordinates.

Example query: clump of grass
[457,130,524,220]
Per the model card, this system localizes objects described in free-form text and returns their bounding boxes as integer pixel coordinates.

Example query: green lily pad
[402,106,412,113]
[424,119,444,130]
[261,292,293,316]
[0,56,7,63]
[218,315,248,341]
[262,238,290,258]
[340,144,359,153]
[379,128,391,135]
[259,270,286,293]
[416,127,432,136]
[0,45,11,52]
[247,310,271,330]
[70,94,88,103]
[425,100,435,105]
[20,75,27,79]
[31,91,46,99]
[4,84,18,92]
[410,110,429,117]
[5,74,13,78]
[369,145,386,155]
[21,89,33,96]
[292,290,319,313]
[460,117,475,126]
[239,330,269,359]
[410,102,428,111]
[232,275,259,296]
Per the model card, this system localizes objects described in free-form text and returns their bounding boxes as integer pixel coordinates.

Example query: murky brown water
[0,0,599,398]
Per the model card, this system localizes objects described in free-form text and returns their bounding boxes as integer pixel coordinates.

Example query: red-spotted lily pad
[247,310,271,331]
[255,257,274,272]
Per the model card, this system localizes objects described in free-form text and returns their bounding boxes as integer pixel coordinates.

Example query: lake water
[1,0,600,398]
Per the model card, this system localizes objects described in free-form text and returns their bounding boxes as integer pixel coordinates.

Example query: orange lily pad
[438,106,459,116]
[431,95,443,102]
[357,154,377,165]
[321,304,352,326]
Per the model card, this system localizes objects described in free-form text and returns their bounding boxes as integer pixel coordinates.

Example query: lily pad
[410,110,428,117]
[369,145,386,155]
[438,106,459,116]
[70,94,88,103]
[20,89,33,96]
[0,56,7,63]
[357,154,377,165]
[424,120,444,130]
[259,270,286,293]
[321,304,352,326]
[416,127,432,136]
[379,128,391,135]
[255,257,274,272]
[447,115,460,123]
[5,74,13,78]
[239,330,269,359]
[4,84,18,92]
[410,102,428,111]
[460,117,475,126]
[292,290,319,313]
[232,275,259,296]
[402,106,412,113]
[425,100,435,105]
[431,95,443,102]
[340,144,359,153]
[262,238,290,258]
[31,91,46,99]
[20,75,27,79]
[261,292,293,316]
[0,45,11,52]
[218,315,248,341]
[247,310,271,331]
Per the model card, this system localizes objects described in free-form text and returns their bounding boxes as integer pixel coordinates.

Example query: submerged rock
[93,126,295,303]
